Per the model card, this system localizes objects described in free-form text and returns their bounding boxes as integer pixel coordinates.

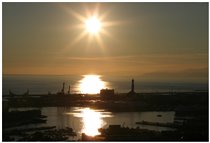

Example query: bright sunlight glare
[67,107,113,137]
[85,17,101,34]
[81,108,104,136]
[79,75,105,94]
[62,4,121,49]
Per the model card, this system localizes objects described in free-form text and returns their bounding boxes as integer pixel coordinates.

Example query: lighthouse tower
[128,78,136,96]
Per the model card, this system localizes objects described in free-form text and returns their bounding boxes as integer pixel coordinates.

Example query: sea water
[9,107,176,140]
[3,74,207,95]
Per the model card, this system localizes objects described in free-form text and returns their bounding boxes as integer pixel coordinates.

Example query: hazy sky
[3,3,208,83]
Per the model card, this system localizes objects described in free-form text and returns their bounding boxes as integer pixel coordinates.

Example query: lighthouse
[128,78,136,96]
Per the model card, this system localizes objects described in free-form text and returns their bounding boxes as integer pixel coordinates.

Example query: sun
[61,3,121,49]
[85,16,101,34]
[79,75,106,94]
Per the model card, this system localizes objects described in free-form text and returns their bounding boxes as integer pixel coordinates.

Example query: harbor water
[3,74,207,95]
[9,107,176,140]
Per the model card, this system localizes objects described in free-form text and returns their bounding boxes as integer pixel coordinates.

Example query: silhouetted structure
[131,79,134,93]
[57,82,65,95]
[100,89,115,97]
[128,78,136,96]
[61,82,65,94]
[68,85,71,95]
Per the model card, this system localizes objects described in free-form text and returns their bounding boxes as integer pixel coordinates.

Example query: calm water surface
[10,107,176,139]
[3,74,205,95]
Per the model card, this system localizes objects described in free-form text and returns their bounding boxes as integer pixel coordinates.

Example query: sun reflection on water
[81,108,103,136]
[69,107,112,137]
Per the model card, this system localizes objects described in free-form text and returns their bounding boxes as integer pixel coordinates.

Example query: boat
[157,114,162,117]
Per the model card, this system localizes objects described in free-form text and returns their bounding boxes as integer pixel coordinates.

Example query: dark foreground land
[2,91,209,141]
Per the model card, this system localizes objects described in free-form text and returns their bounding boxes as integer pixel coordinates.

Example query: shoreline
[3,91,208,113]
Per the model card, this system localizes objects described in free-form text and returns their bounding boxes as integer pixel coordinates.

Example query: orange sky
[3,3,208,83]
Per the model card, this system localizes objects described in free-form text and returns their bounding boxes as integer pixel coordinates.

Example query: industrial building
[100,89,115,97]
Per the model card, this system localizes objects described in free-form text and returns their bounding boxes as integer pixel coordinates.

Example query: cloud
[65,55,134,61]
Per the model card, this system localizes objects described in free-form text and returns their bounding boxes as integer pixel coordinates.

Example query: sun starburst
[60,3,121,51]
